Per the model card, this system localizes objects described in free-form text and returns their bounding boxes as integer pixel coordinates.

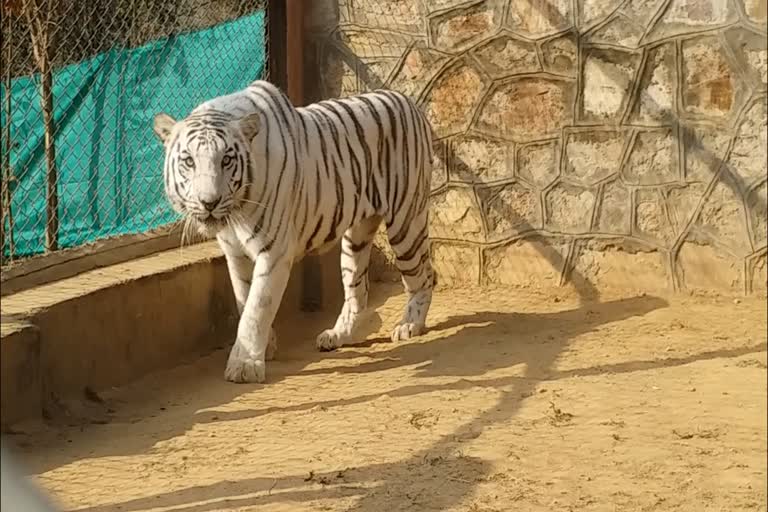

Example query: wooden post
[23,0,59,252]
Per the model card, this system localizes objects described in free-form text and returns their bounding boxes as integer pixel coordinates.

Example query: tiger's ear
[239,112,262,142]
[153,113,177,144]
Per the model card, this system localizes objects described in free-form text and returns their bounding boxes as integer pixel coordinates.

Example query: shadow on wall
[305,0,767,297]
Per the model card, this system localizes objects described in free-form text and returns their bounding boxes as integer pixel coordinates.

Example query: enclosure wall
[305,0,767,296]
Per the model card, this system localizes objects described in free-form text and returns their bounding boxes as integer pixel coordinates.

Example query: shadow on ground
[67,289,765,512]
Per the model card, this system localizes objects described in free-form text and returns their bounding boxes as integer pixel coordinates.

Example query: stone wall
[304,0,767,296]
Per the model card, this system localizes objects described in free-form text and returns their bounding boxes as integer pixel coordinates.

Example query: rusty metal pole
[285,0,322,312]
[285,0,303,106]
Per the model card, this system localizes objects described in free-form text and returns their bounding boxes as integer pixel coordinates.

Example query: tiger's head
[153,110,261,237]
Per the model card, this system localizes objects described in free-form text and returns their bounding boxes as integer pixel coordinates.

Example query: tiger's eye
[222,155,232,166]
[183,156,195,167]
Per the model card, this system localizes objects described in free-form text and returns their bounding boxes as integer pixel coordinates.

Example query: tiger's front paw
[391,322,424,342]
[225,357,266,383]
[316,329,345,351]
[225,343,266,383]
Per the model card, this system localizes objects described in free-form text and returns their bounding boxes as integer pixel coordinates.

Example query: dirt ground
[5,283,768,512]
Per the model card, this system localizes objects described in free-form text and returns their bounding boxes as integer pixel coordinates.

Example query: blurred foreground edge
[1,439,60,512]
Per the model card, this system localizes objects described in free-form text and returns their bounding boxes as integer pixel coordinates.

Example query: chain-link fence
[1,0,268,265]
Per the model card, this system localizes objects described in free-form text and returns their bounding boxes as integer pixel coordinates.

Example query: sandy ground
[5,283,768,512]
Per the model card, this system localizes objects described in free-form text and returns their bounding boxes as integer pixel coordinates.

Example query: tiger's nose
[200,196,221,212]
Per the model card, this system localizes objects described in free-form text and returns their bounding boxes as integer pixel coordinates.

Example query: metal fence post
[286,0,323,313]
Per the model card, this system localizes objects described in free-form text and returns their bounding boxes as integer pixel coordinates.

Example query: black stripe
[382,91,411,216]
[399,251,429,277]
[351,267,369,288]
[396,225,428,264]
[306,216,325,252]
[344,235,370,253]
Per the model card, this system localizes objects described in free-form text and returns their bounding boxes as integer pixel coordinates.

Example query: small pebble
[733,298,741,305]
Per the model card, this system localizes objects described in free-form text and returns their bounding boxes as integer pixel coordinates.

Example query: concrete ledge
[1,243,239,426]
[1,243,232,425]
[1,320,41,427]
[0,241,342,427]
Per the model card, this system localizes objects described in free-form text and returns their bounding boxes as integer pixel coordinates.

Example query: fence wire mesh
[1,0,268,265]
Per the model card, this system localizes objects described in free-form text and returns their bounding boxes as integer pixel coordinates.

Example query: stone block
[472,36,540,78]
[334,29,411,91]
[579,0,624,28]
[572,241,669,292]
[483,237,569,288]
[450,136,513,183]
[429,0,502,53]
[747,181,767,248]
[424,61,487,138]
[361,59,403,92]
[431,242,480,285]
[620,0,667,28]
[389,43,451,100]
[724,27,768,90]
[695,175,753,256]
[336,28,411,60]
[432,141,449,190]
[645,0,737,43]
[587,13,645,48]
[742,0,767,23]
[581,47,641,123]
[347,0,424,33]
[517,140,560,189]
[683,126,731,183]
[596,179,631,234]
[677,242,744,292]
[429,187,485,241]
[541,31,578,77]
[681,36,738,119]
[630,43,676,124]
[506,0,573,38]
[306,0,347,34]
[634,188,676,246]
[320,47,359,98]
[667,182,707,232]
[427,0,477,12]
[564,130,626,186]
[545,181,597,233]
[727,99,768,188]
[622,129,678,186]
[752,254,767,295]
[477,182,540,241]
[476,77,574,141]
[371,224,399,282]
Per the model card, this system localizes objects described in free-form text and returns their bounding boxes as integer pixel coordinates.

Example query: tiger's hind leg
[387,209,435,342]
[316,216,381,351]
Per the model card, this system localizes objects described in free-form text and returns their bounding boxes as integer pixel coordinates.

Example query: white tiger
[153,80,436,383]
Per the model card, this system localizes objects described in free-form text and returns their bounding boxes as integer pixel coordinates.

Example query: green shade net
[1,10,265,258]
